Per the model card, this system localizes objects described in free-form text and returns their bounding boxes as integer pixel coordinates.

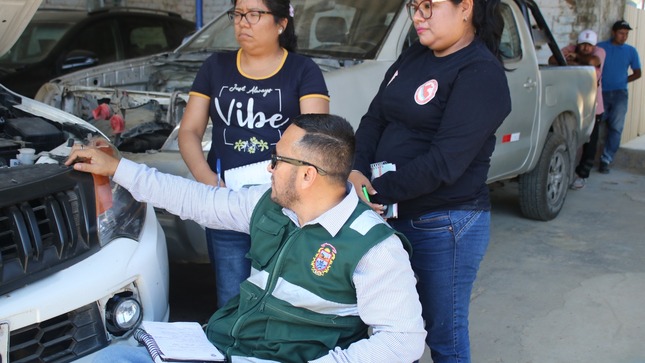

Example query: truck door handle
[523,78,537,90]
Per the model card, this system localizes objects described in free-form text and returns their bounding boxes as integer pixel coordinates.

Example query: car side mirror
[61,50,99,72]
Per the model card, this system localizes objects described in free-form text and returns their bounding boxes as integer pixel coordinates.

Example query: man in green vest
[70,114,426,363]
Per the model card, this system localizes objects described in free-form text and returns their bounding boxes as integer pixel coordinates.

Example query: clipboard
[370,161,398,218]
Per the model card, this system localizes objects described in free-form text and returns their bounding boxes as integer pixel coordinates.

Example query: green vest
[205,189,410,362]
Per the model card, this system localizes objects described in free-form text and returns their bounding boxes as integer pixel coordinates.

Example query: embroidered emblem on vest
[311,243,337,276]
[414,79,438,105]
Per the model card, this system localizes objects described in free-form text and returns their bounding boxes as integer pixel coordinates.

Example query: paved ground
[170,144,645,363]
[457,163,645,363]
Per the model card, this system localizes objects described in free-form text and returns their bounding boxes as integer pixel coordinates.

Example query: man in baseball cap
[596,20,641,174]
[548,29,601,66]
[612,20,633,31]
[549,29,605,189]
[577,29,598,46]
[549,29,602,68]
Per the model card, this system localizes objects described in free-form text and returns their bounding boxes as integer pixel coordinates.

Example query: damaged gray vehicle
[35,0,400,153]
[35,0,598,263]
[35,0,407,262]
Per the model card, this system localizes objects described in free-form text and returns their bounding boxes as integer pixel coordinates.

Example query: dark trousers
[575,113,603,178]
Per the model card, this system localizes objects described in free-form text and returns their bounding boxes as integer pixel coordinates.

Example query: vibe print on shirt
[214,83,289,155]
[190,49,328,172]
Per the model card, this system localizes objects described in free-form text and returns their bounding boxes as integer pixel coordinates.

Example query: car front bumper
[1,204,169,362]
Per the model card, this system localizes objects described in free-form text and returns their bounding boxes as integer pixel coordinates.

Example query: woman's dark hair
[470,0,504,63]
[232,0,297,52]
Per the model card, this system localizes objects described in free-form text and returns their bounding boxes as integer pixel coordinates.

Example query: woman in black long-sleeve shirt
[349,1,511,362]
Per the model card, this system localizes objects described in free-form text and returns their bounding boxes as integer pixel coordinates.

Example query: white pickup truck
[36,0,597,262]
[0,2,169,361]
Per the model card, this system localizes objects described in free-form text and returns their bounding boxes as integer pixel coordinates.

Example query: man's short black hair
[292,114,355,185]
[612,20,633,31]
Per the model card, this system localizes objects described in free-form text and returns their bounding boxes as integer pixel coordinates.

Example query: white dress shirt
[114,158,426,362]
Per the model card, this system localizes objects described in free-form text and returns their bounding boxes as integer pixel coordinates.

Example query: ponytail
[277,7,298,52]
[471,0,504,63]
[266,0,297,51]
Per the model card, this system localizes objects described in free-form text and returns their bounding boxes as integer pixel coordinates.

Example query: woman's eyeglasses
[227,10,273,24]
[270,152,328,176]
[405,0,449,21]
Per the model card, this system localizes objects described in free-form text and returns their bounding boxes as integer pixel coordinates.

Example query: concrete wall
[540,0,625,47]
[531,0,625,63]
[623,5,645,141]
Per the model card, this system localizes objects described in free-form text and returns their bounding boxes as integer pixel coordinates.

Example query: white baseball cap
[577,29,598,46]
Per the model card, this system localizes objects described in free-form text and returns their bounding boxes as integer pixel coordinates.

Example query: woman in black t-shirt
[178,0,329,309]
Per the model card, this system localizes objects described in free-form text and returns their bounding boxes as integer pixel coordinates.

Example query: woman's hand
[349,170,387,215]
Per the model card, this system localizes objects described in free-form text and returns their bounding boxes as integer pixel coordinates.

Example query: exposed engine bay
[0,85,103,167]
[41,85,190,154]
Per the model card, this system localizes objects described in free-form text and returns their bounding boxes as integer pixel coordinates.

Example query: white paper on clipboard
[224,160,271,191]
[370,161,398,219]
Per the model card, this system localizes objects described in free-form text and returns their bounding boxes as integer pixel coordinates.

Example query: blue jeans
[93,345,152,362]
[601,90,629,164]
[390,210,490,363]
[206,228,252,308]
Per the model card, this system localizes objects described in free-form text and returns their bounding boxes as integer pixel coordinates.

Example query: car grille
[0,165,100,295]
[9,303,109,363]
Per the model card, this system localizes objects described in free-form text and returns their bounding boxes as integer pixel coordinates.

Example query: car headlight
[96,181,146,245]
[90,143,146,245]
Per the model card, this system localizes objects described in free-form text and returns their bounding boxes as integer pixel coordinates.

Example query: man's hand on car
[65,144,120,176]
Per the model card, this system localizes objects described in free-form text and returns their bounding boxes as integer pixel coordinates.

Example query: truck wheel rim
[546,145,567,208]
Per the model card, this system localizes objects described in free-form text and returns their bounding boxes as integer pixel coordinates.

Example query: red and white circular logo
[414,79,439,105]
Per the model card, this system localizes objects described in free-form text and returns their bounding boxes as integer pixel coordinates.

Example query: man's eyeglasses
[405,0,449,21]
[270,152,328,176]
[227,10,273,24]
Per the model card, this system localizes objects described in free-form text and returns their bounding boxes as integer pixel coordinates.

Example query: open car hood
[0,0,42,56]
[1,0,110,167]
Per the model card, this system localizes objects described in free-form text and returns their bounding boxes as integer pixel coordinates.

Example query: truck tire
[518,132,570,221]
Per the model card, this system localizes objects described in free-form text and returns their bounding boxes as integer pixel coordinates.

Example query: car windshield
[0,22,73,65]
[179,0,403,59]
